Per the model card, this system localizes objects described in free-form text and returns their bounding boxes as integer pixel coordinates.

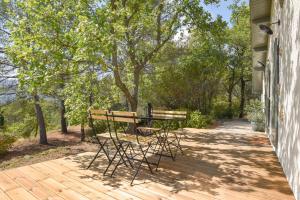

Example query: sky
[202,0,249,25]
[174,0,249,41]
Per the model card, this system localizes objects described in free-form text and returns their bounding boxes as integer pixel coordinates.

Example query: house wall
[266,0,300,199]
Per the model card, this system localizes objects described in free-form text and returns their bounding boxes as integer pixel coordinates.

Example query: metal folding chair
[105,111,162,185]
[151,110,187,159]
[87,109,112,169]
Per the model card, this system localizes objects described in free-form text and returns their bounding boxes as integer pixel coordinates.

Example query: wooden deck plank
[0,188,12,200]
[47,196,65,200]
[50,159,154,200]
[16,166,47,181]
[52,159,168,200]
[6,187,39,200]
[63,170,140,200]
[54,159,175,200]
[4,167,57,200]
[30,162,117,200]
[0,121,295,200]
[0,172,20,191]
[55,156,202,200]
[38,178,90,200]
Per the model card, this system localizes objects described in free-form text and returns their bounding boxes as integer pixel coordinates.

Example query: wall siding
[266,0,300,199]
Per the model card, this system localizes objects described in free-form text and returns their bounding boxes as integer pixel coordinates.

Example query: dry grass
[0,127,98,170]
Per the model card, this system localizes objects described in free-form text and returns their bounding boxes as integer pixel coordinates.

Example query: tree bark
[239,78,246,118]
[227,68,235,112]
[60,99,68,134]
[228,90,233,111]
[130,68,141,112]
[33,94,48,145]
[80,122,85,142]
[111,0,174,113]
[111,0,137,112]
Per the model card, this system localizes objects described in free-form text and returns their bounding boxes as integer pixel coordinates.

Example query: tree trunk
[80,122,85,142]
[239,78,246,118]
[33,95,48,145]
[227,68,235,112]
[60,99,68,134]
[111,0,137,113]
[228,89,233,111]
[130,68,140,112]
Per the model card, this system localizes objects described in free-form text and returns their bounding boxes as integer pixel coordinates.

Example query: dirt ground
[0,126,98,170]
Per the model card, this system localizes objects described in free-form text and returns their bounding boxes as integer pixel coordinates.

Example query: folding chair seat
[137,126,167,153]
[96,132,111,139]
[137,127,161,132]
[116,133,154,145]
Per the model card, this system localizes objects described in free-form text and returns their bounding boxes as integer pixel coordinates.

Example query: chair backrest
[151,110,187,120]
[88,108,114,140]
[89,109,111,121]
[111,111,137,123]
[110,111,140,140]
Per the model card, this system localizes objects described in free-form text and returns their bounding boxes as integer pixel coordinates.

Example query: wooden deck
[0,121,295,200]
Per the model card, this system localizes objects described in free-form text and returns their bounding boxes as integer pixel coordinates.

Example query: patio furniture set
[86,107,187,185]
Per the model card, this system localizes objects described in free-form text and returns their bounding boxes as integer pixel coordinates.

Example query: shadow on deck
[0,120,295,200]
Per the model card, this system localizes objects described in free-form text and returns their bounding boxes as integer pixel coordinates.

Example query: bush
[0,134,16,155]
[187,111,212,128]
[2,99,60,138]
[245,99,265,124]
[151,120,181,130]
[86,120,108,137]
[211,100,239,119]
[7,115,37,138]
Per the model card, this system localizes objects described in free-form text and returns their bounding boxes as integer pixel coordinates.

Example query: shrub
[7,115,37,138]
[0,134,16,155]
[245,99,265,123]
[2,99,60,138]
[151,120,181,130]
[86,120,108,138]
[211,100,240,119]
[187,111,212,128]
[245,99,265,132]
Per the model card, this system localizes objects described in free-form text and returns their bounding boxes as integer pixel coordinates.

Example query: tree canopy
[0,0,252,144]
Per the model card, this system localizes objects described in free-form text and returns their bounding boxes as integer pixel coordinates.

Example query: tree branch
[141,8,180,67]
[0,28,10,35]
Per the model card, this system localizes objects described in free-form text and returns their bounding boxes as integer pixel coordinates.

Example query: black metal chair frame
[87,109,112,169]
[103,113,135,176]
[146,119,176,161]
[105,111,164,185]
[151,110,187,160]
[87,109,132,172]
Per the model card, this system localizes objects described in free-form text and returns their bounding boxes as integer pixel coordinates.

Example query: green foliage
[151,120,181,131]
[0,134,16,155]
[245,99,265,124]
[211,99,240,119]
[85,120,108,138]
[2,0,254,138]
[187,111,212,128]
[1,99,59,138]
[146,23,228,112]
[64,73,113,126]
[212,100,232,119]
